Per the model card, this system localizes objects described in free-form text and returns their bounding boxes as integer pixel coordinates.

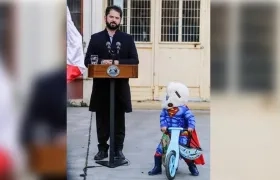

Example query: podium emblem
[107,65,120,77]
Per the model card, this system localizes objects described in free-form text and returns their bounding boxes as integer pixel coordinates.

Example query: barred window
[211,4,229,92]
[182,0,200,42]
[0,3,12,57]
[107,0,128,33]
[239,4,275,92]
[67,0,83,35]
[161,0,179,42]
[130,0,151,42]
[161,0,201,42]
[108,0,151,42]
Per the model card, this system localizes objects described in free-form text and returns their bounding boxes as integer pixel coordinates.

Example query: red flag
[0,148,13,177]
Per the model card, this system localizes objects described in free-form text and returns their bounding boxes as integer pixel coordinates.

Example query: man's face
[105,9,121,30]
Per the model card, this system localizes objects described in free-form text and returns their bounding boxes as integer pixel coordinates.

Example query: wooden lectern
[88,64,138,168]
[28,144,66,176]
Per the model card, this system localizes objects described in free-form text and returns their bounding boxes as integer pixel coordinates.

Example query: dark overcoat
[84,29,139,113]
[21,69,66,144]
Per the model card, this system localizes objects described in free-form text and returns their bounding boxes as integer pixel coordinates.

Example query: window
[0,4,9,52]
[182,0,200,42]
[161,0,201,42]
[130,0,151,42]
[161,0,179,42]
[239,4,275,92]
[211,4,229,92]
[0,3,12,57]
[67,0,83,35]
[107,0,128,34]
[107,0,151,42]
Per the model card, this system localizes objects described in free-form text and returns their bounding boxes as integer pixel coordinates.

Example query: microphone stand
[95,47,128,168]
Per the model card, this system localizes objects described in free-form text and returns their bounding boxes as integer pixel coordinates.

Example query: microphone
[116,42,121,54]
[106,41,111,49]
[106,41,114,59]
[116,42,121,50]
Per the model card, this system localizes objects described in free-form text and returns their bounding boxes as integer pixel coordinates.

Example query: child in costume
[148,82,205,176]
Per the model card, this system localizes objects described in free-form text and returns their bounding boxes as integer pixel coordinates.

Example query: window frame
[159,0,202,44]
[67,0,84,36]
[107,0,152,43]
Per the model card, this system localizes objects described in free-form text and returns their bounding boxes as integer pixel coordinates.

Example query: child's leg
[179,136,199,176]
[148,143,163,175]
[184,159,199,176]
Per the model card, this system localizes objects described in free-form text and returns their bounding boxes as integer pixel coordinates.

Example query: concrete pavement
[132,101,210,110]
[68,100,210,110]
[67,108,210,180]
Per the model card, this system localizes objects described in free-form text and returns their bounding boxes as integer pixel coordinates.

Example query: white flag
[66,6,86,83]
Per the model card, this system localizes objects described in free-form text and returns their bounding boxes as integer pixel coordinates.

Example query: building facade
[67,0,210,103]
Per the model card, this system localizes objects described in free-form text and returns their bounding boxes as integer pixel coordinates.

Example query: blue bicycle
[164,127,203,180]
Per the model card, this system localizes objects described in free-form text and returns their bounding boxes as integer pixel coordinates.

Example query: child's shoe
[148,156,162,175]
[186,161,199,176]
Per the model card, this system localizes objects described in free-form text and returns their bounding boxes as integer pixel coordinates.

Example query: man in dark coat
[84,5,139,160]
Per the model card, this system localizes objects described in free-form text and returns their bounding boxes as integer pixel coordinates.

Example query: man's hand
[187,127,194,132]
[114,60,119,65]
[53,133,66,146]
[102,59,112,64]
[161,127,167,132]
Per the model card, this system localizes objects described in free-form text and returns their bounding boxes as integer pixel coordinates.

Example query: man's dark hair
[105,5,123,18]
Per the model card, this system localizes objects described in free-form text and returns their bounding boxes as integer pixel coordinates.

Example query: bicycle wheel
[165,150,177,180]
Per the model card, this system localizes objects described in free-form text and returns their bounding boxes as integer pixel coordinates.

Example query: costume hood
[162,82,189,109]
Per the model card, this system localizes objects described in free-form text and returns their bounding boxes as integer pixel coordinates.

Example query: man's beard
[106,21,120,30]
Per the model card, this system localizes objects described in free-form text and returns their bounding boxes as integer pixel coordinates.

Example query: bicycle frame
[164,127,203,180]
[165,127,183,170]
[165,127,203,164]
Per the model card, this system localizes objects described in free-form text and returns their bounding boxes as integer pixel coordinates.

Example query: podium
[88,64,138,168]
[28,144,66,176]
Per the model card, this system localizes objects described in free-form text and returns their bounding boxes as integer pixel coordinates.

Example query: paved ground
[69,100,210,110]
[67,108,210,180]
